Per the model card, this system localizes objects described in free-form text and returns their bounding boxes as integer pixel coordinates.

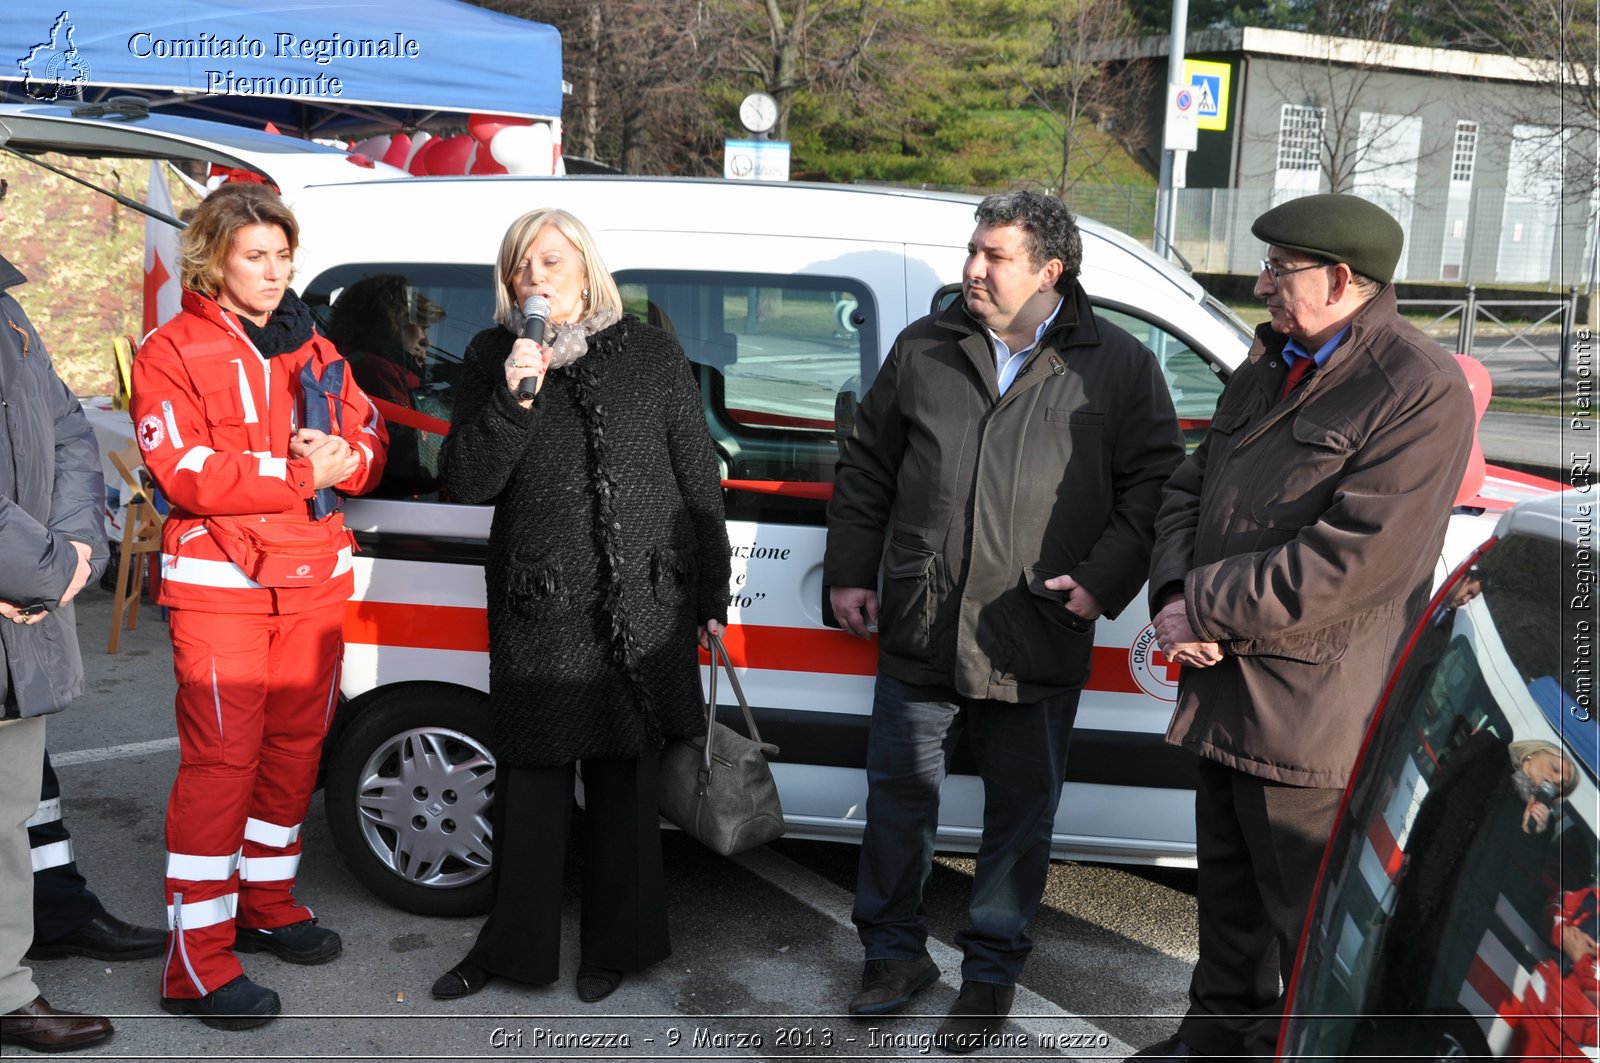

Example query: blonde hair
[178,183,298,296]
[491,208,622,331]
[1509,739,1579,799]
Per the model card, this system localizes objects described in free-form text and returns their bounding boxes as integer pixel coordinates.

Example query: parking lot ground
[6,582,1197,1061]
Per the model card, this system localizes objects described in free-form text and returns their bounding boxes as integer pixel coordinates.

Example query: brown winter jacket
[1148,287,1475,786]
[825,281,1184,703]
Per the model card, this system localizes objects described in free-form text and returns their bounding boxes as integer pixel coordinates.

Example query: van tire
[324,685,497,917]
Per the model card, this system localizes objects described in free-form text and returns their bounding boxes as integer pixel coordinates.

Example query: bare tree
[480,0,725,174]
[1033,0,1153,188]
[1449,0,1599,198]
[1242,6,1452,198]
[711,0,887,141]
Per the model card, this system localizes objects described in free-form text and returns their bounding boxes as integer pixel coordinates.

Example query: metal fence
[1060,184,1596,289]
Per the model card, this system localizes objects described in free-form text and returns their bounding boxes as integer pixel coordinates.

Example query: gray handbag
[658,631,785,855]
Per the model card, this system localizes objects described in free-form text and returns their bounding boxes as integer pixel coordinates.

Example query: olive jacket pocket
[877,540,938,662]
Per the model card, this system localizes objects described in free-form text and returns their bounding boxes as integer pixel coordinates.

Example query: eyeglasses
[1259,257,1329,281]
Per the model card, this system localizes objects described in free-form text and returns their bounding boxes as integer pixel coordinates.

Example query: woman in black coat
[432,208,730,1004]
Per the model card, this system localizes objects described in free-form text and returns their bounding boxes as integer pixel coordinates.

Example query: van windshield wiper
[0,145,185,230]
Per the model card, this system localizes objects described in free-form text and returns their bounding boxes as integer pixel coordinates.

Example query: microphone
[515,294,551,401]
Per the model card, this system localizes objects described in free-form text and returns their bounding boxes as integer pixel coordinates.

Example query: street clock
[738,92,778,135]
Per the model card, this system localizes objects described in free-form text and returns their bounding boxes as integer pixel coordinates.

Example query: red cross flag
[142,161,182,340]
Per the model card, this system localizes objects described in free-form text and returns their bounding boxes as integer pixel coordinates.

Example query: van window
[616,271,878,526]
[302,264,495,500]
[1093,306,1226,451]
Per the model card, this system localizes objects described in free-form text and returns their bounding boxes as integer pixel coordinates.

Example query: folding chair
[107,442,163,654]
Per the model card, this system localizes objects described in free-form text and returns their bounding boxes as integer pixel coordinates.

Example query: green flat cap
[1252,193,1404,283]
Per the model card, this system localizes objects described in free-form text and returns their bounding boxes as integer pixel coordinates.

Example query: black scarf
[237,289,317,358]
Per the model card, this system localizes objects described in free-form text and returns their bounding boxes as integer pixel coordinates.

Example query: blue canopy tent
[0,1,562,137]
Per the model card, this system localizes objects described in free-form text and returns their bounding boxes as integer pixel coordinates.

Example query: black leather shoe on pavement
[160,975,280,1030]
[431,959,494,1000]
[576,964,625,1003]
[234,918,342,965]
[1,996,114,1052]
[27,911,166,962]
[848,954,940,1016]
[935,980,1015,1055]
[1128,1034,1201,1059]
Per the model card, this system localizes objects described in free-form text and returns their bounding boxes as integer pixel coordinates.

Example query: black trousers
[1178,757,1344,1060]
[468,753,669,986]
[30,750,105,944]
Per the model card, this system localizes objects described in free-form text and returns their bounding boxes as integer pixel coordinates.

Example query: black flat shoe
[27,911,165,961]
[576,964,623,1003]
[432,960,493,1000]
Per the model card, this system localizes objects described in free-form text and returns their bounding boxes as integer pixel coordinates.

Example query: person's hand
[288,428,328,459]
[698,617,725,650]
[0,600,47,626]
[504,338,549,405]
[1043,574,1104,623]
[830,586,879,640]
[294,430,361,489]
[58,540,93,606]
[1523,798,1552,834]
[1561,924,1599,965]
[1152,598,1223,669]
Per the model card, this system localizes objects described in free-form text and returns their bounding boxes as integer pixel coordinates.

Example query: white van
[2,101,1555,917]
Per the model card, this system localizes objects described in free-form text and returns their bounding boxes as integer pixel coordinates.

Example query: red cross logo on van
[1129,623,1181,701]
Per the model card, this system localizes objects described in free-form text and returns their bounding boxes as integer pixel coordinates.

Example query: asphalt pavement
[6,582,1198,1062]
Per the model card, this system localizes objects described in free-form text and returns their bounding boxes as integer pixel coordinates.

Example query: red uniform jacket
[130,290,387,614]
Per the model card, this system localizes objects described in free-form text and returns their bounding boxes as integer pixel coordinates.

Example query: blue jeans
[851,673,1080,985]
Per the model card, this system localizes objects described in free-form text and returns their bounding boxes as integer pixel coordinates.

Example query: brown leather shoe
[848,953,940,1015]
[935,980,1014,1054]
[0,996,114,1053]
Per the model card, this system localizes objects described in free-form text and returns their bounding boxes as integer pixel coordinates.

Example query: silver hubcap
[353,726,495,890]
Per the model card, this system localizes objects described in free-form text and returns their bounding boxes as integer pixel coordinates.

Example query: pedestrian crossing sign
[1183,59,1231,131]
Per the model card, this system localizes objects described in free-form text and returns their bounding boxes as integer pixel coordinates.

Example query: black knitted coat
[441,316,731,767]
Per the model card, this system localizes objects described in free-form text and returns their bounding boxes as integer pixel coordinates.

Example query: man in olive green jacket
[1133,194,1475,1061]
[825,191,1183,1052]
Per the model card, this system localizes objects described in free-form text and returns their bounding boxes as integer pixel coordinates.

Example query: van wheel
[324,686,496,916]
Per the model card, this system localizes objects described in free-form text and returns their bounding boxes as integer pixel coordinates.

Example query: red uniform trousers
[161,606,343,999]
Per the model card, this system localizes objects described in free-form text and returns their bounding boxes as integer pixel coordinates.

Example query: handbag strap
[700,630,763,772]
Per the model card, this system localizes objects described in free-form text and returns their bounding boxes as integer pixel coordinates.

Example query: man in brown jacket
[1131,194,1475,1060]
[826,191,1183,1052]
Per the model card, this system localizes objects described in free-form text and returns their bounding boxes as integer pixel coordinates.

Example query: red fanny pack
[205,513,352,587]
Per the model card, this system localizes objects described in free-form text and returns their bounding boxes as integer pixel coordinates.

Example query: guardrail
[1398,286,1579,377]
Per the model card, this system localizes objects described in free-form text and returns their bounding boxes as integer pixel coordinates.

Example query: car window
[302,263,495,500]
[1093,307,1226,452]
[1284,533,1598,1060]
[617,270,878,526]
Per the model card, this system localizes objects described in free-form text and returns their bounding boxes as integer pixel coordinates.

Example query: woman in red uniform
[130,182,386,1029]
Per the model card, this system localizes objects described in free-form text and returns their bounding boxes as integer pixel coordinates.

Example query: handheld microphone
[515,294,551,401]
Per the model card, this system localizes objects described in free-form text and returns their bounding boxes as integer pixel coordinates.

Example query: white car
[1,101,1557,917]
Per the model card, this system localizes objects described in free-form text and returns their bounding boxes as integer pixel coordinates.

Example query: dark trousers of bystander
[1178,757,1344,1060]
[852,673,1080,987]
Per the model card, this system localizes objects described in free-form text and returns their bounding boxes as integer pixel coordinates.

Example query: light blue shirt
[991,298,1064,395]
[1283,325,1350,370]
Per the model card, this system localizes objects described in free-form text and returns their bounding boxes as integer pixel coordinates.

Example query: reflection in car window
[1285,534,1598,1061]
[617,271,876,527]
[304,264,494,501]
